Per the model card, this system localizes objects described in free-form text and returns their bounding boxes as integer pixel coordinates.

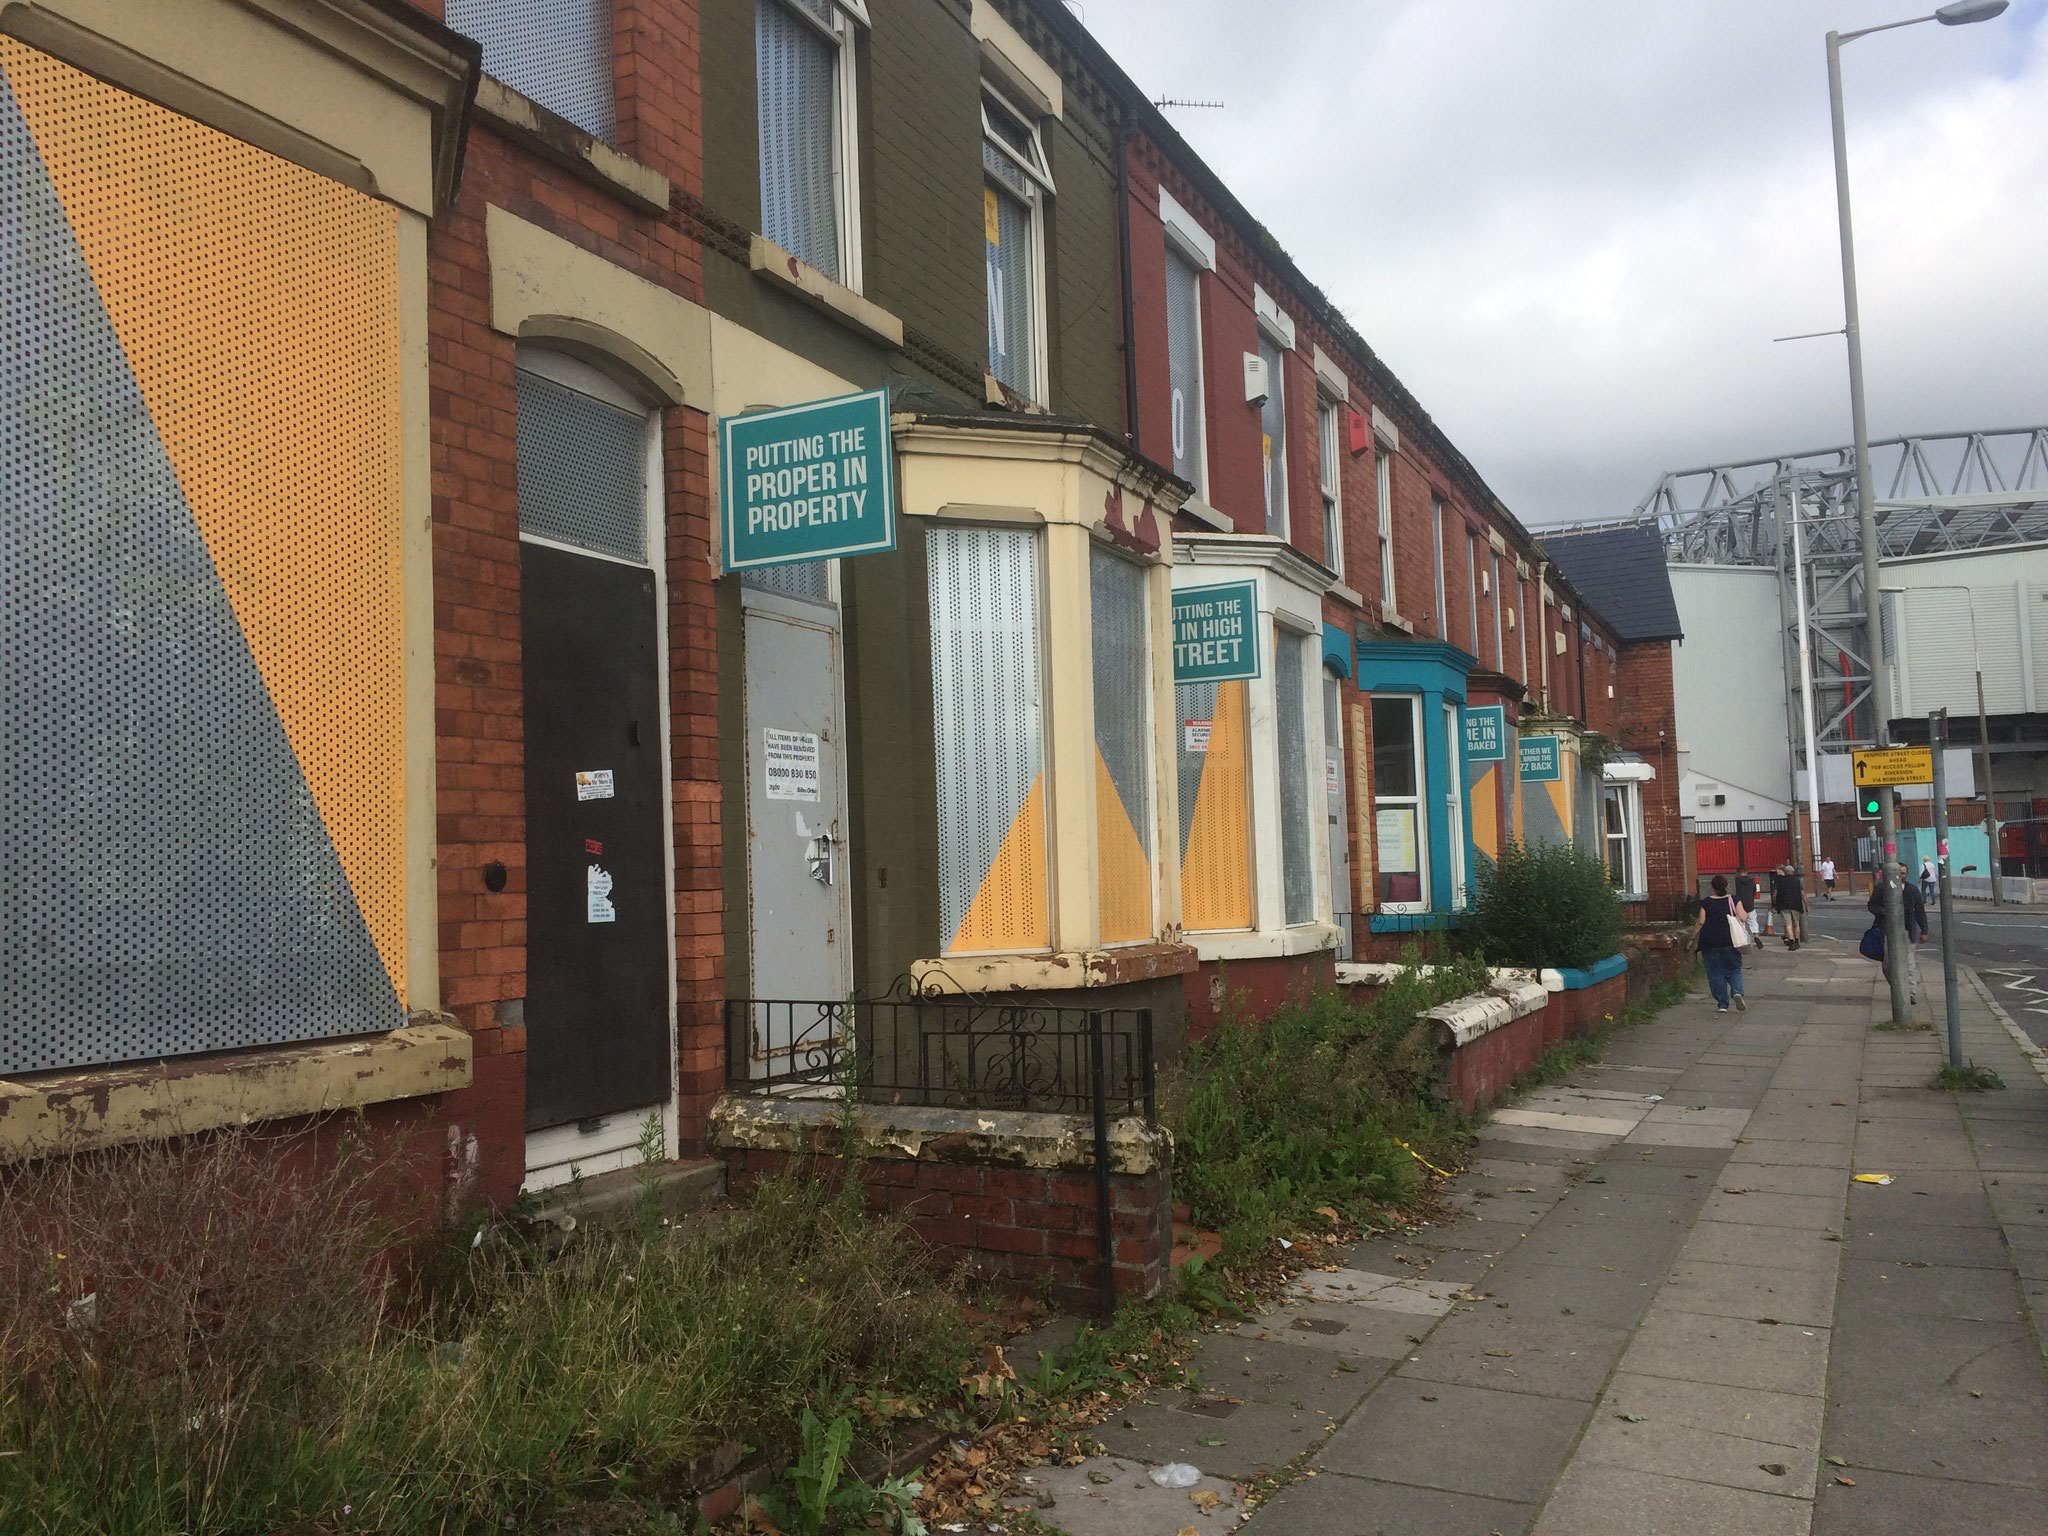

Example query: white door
[741,580,852,1071]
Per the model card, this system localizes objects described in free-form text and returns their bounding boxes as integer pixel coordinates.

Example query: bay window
[928,524,1046,952]
[1091,546,1154,943]
[983,87,1053,402]
[1372,695,1426,912]
[757,0,864,287]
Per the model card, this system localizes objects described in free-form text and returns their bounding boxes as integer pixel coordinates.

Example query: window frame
[1490,549,1504,670]
[1443,700,1468,911]
[981,83,1053,404]
[1603,779,1647,899]
[757,0,866,293]
[1317,394,1344,578]
[1258,332,1289,539]
[1370,692,1430,915]
[1466,530,1481,657]
[1163,244,1209,498]
[1376,450,1395,611]
[1430,495,1447,639]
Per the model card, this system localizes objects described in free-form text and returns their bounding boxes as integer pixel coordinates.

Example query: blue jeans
[1703,945,1744,1008]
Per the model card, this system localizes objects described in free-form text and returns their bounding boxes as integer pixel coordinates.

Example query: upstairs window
[1376,450,1395,611]
[1164,246,1207,495]
[982,88,1053,402]
[1466,531,1480,656]
[757,0,864,286]
[1317,397,1344,577]
[1430,495,1447,638]
[449,0,618,144]
[1259,334,1288,538]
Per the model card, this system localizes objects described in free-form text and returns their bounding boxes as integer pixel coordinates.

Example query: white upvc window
[1466,532,1481,657]
[1376,449,1395,610]
[1431,495,1447,638]
[1491,549,1504,670]
[982,85,1053,402]
[1259,335,1289,539]
[1604,780,1646,898]
[1317,396,1344,578]
[1370,693,1427,913]
[757,0,866,289]
[1443,700,1468,910]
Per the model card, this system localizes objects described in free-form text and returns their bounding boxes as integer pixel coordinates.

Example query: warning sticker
[764,728,822,802]
[1184,719,1212,754]
[575,769,615,801]
[586,863,616,924]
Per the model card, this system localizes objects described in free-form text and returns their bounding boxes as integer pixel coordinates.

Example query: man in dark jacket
[1734,870,1761,941]
[1772,863,1806,949]
[1868,864,1927,1002]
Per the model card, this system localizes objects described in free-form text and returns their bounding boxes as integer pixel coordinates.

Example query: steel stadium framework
[1556,428,2048,771]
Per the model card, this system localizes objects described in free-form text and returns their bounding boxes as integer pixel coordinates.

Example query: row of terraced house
[0,0,1686,1282]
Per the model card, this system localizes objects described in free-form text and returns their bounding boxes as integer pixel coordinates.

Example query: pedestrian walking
[1820,856,1837,899]
[1694,874,1749,1014]
[1867,862,1928,1005]
[1772,862,1806,949]
[1734,869,1762,939]
[1919,855,1937,904]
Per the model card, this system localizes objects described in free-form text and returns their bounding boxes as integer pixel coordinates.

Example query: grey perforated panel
[757,0,839,280]
[447,0,618,145]
[1276,632,1314,925]
[929,525,1042,948]
[1175,679,1216,858]
[1,68,400,1075]
[1164,247,1205,492]
[1091,548,1150,852]
[515,370,647,564]
[740,559,831,604]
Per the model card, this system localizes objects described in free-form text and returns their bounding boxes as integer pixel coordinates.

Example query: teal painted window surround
[1358,639,1477,930]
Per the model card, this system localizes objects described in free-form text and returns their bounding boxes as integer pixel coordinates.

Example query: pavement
[1013,939,2048,1536]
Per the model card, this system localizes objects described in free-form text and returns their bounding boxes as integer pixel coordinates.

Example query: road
[1794,894,2048,1048]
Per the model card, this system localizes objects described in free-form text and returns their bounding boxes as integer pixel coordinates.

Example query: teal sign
[1519,734,1562,782]
[1172,581,1260,683]
[720,389,894,573]
[1464,705,1506,763]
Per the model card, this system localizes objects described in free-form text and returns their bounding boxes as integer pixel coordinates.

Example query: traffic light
[1857,788,1884,821]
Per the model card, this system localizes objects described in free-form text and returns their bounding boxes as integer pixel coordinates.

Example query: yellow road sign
[1853,746,1934,787]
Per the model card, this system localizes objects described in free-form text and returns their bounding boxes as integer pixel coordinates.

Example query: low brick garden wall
[711,1099,1172,1313]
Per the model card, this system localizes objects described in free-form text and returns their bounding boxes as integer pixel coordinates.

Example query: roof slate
[1540,525,1685,644]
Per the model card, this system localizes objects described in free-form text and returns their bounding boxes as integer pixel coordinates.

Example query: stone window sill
[472,77,670,216]
[711,1095,1167,1174]
[749,236,904,349]
[911,941,1198,995]
[0,1022,472,1161]
[1183,924,1342,963]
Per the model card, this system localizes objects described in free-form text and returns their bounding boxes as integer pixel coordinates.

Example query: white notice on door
[763,728,821,802]
[586,863,617,923]
[1326,758,1342,805]
[575,769,615,801]
[1183,719,1212,754]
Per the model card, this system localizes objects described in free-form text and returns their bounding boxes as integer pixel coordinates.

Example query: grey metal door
[1325,675,1352,958]
[742,585,851,1064]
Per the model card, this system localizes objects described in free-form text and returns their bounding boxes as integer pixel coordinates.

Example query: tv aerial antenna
[1154,97,1225,110]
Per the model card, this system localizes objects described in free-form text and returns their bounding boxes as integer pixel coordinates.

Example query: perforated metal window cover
[1164,246,1205,493]
[1,39,407,1075]
[447,0,618,145]
[740,558,832,605]
[758,0,841,280]
[928,525,1043,950]
[1276,631,1315,925]
[515,370,648,564]
[1091,547,1152,942]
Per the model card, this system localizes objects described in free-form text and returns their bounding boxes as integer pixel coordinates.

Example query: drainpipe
[1114,114,1140,450]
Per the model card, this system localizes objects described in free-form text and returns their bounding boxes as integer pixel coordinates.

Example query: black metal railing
[725,977,1155,1123]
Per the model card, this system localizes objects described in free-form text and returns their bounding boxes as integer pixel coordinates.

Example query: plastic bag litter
[1150,1463,1202,1488]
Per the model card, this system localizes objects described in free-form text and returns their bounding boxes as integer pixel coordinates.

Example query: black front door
[521,541,669,1132]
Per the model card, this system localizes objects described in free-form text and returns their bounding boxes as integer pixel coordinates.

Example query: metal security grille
[740,559,831,604]
[1,40,405,1075]
[929,525,1044,951]
[757,0,840,279]
[1276,631,1314,924]
[515,370,648,564]
[447,0,617,145]
[1091,547,1151,942]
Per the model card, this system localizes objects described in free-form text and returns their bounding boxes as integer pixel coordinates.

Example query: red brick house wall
[1618,639,1686,921]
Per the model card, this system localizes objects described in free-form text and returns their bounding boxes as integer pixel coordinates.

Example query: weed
[1875,1019,1935,1032]
[761,1405,925,1535]
[1463,839,1622,971]
[1934,1059,2005,1092]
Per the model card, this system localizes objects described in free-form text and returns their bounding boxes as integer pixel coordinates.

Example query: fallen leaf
[1826,1455,1849,1467]
[1180,1528,1200,1536]
[1190,1489,1222,1510]
[1420,1394,1438,1401]
[1761,1463,1789,1477]
[1484,1348,1514,1357]
[1617,1413,1647,1423]
[1197,1436,1227,1447]
[1835,1475,1857,1487]
[1315,1205,1341,1223]
[1088,1471,1113,1485]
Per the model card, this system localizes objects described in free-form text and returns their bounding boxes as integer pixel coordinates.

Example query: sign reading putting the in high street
[720,389,895,573]
[1173,581,1261,683]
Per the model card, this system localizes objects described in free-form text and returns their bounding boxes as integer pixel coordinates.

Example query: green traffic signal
[1858,791,1883,820]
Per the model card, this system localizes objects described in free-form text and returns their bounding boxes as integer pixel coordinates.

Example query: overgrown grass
[1934,1059,2006,1092]
[0,1131,968,1535]
[1170,950,1491,1261]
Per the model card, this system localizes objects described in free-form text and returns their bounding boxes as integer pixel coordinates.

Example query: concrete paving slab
[1845,1181,1997,1228]
[1030,1456,1245,1536]
[1224,1304,1416,1362]
[1317,1380,1589,1502]
[1287,1267,1464,1315]
[1202,1334,1405,1417]
[1481,1256,1666,1330]
[1822,1344,2048,1490]
[1656,1258,1839,1328]
[1464,1157,1578,1187]
[1700,1189,1844,1230]
[1492,1107,1646,1137]
[1811,1465,2048,1536]
[1599,1371,1825,1450]
[1708,1161,1848,1197]
[1532,1460,1812,1536]
[1570,1409,1816,1499]
[1724,1137,1857,1169]
[1475,1122,1621,1153]
[1841,1219,2013,1268]
[1626,1309,1831,1396]
[1681,1219,1847,1272]
[1091,1390,1334,1482]
[1398,1308,1631,1401]
[1625,1119,1751,1149]
[1243,1470,1536,1536]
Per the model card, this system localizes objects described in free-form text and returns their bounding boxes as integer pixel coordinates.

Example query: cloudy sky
[1074,0,2048,526]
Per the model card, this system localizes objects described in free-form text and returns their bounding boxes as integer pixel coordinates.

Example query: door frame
[738,574,854,1027]
[515,345,680,1188]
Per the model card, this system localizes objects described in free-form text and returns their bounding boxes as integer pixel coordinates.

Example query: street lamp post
[1824,0,2007,1025]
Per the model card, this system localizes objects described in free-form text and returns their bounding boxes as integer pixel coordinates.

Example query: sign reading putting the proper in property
[1519,734,1562,782]
[1464,705,1506,763]
[720,389,895,573]
[1172,581,1260,683]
